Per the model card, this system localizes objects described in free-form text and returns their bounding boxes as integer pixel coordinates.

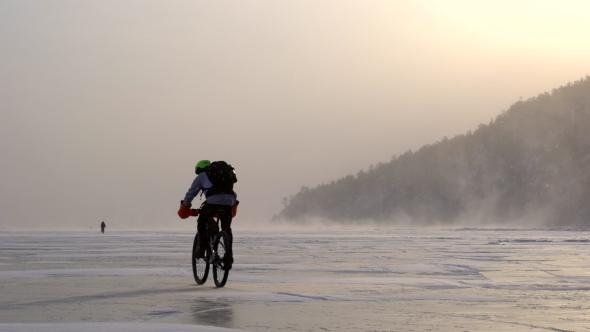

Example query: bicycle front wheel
[212,231,231,287]
[192,232,209,285]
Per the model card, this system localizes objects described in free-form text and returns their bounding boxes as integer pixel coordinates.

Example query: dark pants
[197,202,233,256]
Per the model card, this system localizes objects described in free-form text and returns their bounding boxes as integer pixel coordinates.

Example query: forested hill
[275,77,590,226]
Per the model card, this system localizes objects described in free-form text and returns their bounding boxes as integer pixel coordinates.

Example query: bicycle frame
[206,220,220,264]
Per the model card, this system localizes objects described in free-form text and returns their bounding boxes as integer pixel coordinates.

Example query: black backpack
[205,161,237,194]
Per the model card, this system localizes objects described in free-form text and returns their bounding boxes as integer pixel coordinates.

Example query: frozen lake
[1,228,590,331]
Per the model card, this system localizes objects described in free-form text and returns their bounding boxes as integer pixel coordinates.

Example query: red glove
[190,209,200,217]
[178,201,192,219]
[232,200,240,218]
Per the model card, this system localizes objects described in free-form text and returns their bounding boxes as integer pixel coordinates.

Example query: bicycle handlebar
[190,200,239,219]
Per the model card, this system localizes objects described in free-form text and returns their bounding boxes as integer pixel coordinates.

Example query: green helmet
[195,160,211,174]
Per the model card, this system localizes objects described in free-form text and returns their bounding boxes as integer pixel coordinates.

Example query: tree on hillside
[276,76,590,227]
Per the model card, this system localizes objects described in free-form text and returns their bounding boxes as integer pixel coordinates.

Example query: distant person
[177,160,238,268]
[101,221,106,234]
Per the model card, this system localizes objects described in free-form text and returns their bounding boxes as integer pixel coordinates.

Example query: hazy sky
[1,0,589,229]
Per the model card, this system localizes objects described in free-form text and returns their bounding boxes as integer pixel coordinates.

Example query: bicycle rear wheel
[212,231,231,287]
[192,232,209,285]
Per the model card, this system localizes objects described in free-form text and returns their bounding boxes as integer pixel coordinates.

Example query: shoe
[195,246,205,259]
[225,255,233,270]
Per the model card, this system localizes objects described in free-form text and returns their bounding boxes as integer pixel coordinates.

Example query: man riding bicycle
[178,160,238,269]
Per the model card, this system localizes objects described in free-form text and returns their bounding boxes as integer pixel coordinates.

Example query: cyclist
[178,159,237,268]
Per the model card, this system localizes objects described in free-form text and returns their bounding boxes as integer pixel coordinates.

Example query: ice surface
[1,228,590,331]
[0,323,246,332]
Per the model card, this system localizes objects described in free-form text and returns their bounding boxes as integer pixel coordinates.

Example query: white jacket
[183,172,237,206]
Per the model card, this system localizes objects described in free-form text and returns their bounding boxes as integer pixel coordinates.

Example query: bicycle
[191,209,232,287]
